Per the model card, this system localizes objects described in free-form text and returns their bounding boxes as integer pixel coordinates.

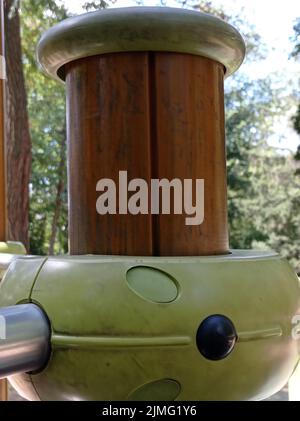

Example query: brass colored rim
[37,7,245,83]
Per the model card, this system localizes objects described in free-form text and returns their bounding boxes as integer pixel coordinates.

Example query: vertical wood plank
[66,53,153,255]
[152,53,228,255]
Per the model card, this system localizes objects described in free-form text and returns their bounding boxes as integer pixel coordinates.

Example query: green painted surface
[0,256,46,307]
[1,251,299,401]
[37,7,245,83]
[52,334,191,349]
[128,379,181,401]
[126,266,178,303]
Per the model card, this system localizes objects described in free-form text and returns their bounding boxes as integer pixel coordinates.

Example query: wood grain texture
[152,53,228,255]
[66,52,228,256]
[66,53,153,255]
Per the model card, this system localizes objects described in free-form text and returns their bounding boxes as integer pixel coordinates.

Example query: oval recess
[128,379,181,401]
[126,266,179,303]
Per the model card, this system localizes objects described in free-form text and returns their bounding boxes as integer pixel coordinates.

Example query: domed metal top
[37,7,245,83]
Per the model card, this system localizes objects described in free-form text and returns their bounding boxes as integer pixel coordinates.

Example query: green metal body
[0,250,299,401]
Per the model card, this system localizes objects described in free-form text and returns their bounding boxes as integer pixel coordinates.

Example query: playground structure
[0,7,300,401]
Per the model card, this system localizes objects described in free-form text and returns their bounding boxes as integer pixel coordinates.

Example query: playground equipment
[0,7,300,401]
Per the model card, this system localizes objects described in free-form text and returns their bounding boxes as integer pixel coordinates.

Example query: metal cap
[37,7,245,83]
[0,304,51,379]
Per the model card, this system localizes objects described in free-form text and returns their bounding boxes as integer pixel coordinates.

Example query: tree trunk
[48,128,66,255]
[0,0,7,402]
[4,0,31,250]
[0,0,6,242]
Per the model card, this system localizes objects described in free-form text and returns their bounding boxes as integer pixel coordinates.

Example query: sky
[64,0,300,152]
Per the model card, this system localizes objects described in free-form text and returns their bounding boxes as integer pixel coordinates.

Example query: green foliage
[82,0,114,11]
[245,148,300,272]
[292,18,300,160]
[21,0,69,254]
[225,76,289,248]
[292,18,300,60]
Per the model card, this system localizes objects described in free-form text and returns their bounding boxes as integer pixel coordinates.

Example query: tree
[4,0,31,249]
[249,147,300,273]
[189,1,300,272]
[82,0,113,10]
[21,0,68,254]
[190,2,288,246]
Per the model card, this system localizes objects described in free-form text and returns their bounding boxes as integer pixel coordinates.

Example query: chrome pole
[0,304,51,379]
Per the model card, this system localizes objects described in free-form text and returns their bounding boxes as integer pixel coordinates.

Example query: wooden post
[0,0,8,402]
[66,52,228,256]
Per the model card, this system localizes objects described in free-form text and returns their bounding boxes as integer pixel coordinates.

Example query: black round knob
[196,315,237,361]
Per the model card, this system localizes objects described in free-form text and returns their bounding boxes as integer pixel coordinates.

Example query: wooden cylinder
[66,52,228,256]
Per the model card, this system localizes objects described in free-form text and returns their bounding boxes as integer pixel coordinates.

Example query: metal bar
[0,304,51,379]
